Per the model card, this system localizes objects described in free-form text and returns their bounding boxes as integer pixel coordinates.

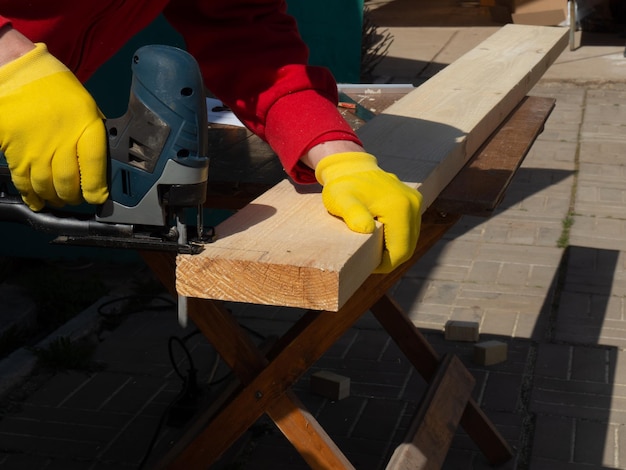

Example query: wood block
[444,320,480,342]
[176,25,569,311]
[473,340,508,366]
[386,354,475,469]
[310,370,350,401]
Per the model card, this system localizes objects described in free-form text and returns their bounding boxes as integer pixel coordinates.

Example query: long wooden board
[176,24,568,311]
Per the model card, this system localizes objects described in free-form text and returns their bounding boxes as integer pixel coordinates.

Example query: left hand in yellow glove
[315,151,423,273]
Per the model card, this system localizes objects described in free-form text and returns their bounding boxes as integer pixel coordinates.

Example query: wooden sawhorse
[143,95,555,469]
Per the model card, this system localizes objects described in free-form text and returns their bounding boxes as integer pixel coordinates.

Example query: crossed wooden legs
[142,210,512,469]
[139,95,559,468]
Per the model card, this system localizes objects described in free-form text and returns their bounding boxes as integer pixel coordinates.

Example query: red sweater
[0,0,361,183]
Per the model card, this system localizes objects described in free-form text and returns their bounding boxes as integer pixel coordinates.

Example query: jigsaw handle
[99,45,209,226]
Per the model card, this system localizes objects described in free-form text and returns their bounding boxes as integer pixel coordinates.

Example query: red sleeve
[0,4,167,81]
[0,16,10,28]
[164,0,362,183]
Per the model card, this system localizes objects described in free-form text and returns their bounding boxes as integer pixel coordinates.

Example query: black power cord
[135,311,267,469]
[165,334,202,427]
[137,329,204,469]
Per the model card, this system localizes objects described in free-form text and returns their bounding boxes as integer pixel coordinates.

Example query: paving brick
[399,369,429,402]
[17,403,129,428]
[617,424,626,470]
[478,371,522,412]
[0,453,54,470]
[531,414,574,461]
[390,401,419,442]
[24,371,92,407]
[379,340,411,366]
[517,313,550,340]
[456,282,549,314]
[570,347,610,383]
[350,398,407,441]
[527,457,593,469]
[99,376,167,414]
[43,459,98,470]
[98,414,163,465]
[318,356,409,376]
[0,415,114,443]
[238,433,309,469]
[535,343,571,380]
[570,215,626,253]
[573,419,617,467]
[57,372,131,411]
[344,330,389,361]
[467,260,501,284]
[294,387,327,418]
[498,261,532,286]
[334,436,390,470]
[530,376,618,421]
[408,279,461,307]
[322,329,358,358]
[441,448,475,469]
[479,308,519,337]
[555,316,626,349]
[0,432,102,460]
[315,396,366,436]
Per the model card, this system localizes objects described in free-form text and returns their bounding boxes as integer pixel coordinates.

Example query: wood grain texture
[176,24,568,310]
[385,355,475,470]
[358,24,568,209]
[177,180,383,310]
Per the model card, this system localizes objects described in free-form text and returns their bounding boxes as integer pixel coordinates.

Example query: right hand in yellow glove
[315,151,423,274]
[0,41,109,211]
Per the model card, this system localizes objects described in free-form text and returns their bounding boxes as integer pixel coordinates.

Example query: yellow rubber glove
[315,152,422,273]
[0,43,108,211]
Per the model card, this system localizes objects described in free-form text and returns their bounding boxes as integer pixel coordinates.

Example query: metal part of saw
[0,44,212,254]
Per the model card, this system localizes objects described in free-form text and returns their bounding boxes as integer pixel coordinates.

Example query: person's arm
[0,23,36,67]
[300,140,364,169]
[164,0,422,272]
[164,0,362,182]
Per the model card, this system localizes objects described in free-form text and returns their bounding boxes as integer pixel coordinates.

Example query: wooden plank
[177,181,384,311]
[386,354,475,470]
[176,24,568,310]
[434,96,556,216]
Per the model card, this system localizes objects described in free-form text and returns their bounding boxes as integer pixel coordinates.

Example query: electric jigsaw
[0,44,211,254]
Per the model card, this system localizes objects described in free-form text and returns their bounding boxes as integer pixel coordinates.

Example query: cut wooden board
[177,181,383,311]
[176,24,568,311]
